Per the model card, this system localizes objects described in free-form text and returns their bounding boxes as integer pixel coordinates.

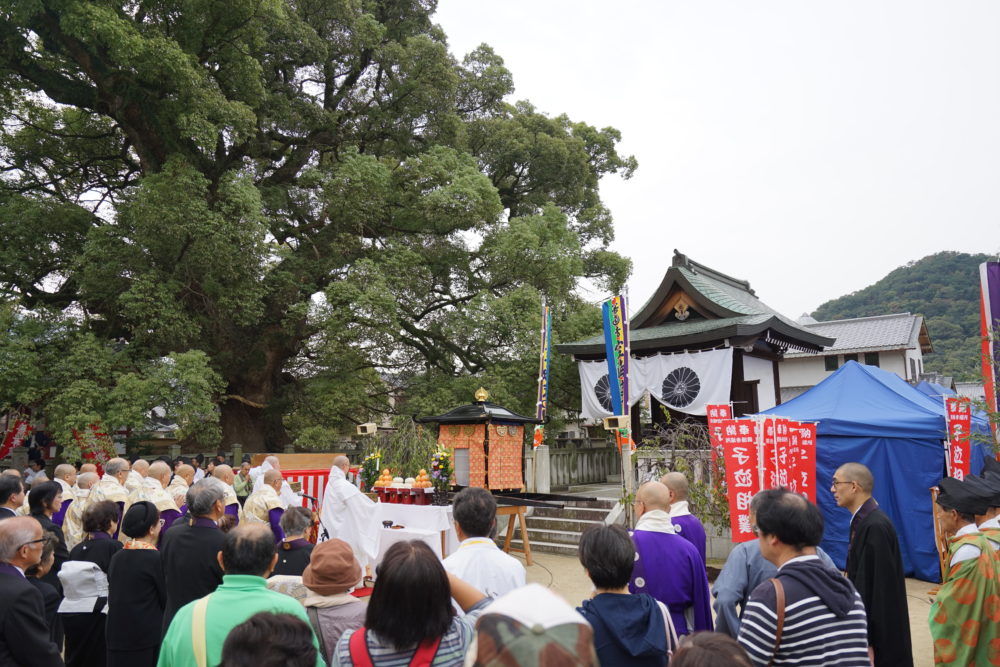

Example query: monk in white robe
[250,456,299,508]
[166,464,194,509]
[89,457,131,541]
[212,465,241,525]
[64,472,98,550]
[127,461,183,545]
[319,456,379,570]
[241,469,285,542]
[51,463,77,526]
[125,458,149,493]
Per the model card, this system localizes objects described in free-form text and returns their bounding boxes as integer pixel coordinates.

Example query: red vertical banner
[722,419,760,543]
[706,404,733,466]
[945,397,972,480]
[761,418,777,490]
[773,419,791,488]
[790,422,817,502]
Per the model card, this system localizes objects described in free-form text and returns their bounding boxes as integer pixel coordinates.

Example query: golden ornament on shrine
[474,387,489,402]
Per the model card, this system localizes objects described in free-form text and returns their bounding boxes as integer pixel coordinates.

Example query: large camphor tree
[0,0,634,453]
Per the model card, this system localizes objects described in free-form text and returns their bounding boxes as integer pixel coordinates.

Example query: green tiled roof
[556,251,834,356]
[561,315,769,348]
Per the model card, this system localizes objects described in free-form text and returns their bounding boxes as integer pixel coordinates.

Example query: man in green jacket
[158,522,324,666]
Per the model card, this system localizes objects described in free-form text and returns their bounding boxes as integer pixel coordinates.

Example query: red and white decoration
[945,397,972,480]
[721,416,818,543]
[283,468,331,508]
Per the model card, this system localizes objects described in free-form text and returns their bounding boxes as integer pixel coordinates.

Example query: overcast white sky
[436,1,1000,318]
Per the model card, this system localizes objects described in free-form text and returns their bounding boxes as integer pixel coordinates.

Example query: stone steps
[506,496,622,556]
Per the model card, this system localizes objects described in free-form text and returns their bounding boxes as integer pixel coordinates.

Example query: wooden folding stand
[498,505,533,566]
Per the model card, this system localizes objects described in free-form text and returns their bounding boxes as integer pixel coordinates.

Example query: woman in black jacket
[28,481,70,593]
[107,501,165,667]
[69,501,123,574]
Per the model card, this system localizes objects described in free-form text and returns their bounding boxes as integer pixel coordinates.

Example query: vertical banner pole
[532,299,551,449]
[603,293,635,515]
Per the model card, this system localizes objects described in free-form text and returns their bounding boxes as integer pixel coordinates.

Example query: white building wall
[880,351,909,380]
[744,355,777,411]
[778,357,830,388]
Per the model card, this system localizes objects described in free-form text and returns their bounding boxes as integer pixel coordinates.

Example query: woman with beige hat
[302,538,368,663]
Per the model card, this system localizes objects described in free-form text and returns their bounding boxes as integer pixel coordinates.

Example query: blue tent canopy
[914,380,956,399]
[759,361,991,582]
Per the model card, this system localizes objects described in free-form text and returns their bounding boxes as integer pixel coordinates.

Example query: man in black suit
[160,477,228,632]
[833,462,913,667]
[0,475,25,519]
[0,516,64,665]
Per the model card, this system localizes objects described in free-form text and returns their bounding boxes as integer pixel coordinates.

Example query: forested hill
[811,251,991,381]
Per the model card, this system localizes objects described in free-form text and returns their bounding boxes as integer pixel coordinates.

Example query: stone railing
[633,448,715,486]
[537,437,619,490]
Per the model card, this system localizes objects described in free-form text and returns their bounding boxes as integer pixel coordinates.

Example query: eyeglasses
[830,480,855,489]
[18,538,46,550]
[751,524,760,536]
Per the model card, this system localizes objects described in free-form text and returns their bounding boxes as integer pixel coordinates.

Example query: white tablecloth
[375,504,459,557]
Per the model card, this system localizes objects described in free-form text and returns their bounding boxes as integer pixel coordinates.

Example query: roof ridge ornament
[474,387,489,403]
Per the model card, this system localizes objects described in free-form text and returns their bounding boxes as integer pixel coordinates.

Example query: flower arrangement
[359,450,382,491]
[430,448,453,493]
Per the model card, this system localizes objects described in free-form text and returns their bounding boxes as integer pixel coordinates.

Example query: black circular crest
[661,367,701,408]
[594,374,614,412]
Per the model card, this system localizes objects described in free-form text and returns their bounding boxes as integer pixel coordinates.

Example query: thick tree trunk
[220,398,289,452]
[217,342,296,452]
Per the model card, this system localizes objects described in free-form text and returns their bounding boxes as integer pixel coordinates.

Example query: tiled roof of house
[785,313,930,357]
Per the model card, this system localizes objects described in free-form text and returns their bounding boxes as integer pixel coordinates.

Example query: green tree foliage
[812,251,990,381]
[0,302,223,460]
[0,1,634,449]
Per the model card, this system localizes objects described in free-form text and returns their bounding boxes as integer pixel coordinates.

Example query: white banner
[578,359,641,420]
[578,348,733,419]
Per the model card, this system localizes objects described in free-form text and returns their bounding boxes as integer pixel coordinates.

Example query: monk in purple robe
[661,472,707,562]
[629,481,712,635]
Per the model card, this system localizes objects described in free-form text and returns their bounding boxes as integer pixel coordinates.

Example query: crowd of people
[0,451,998,666]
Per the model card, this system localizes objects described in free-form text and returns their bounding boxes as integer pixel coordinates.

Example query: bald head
[263,469,283,490]
[333,455,350,473]
[54,464,75,478]
[660,472,689,502]
[3,469,21,479]
[80,463,97,474]
[264,456,280,471]
[636,481,672,512]
[176,464,195,485]
[835,463,873,494]
[132,459,149,476]
[77,472,99,490]
[149,461,172,486]
[212,465,234,485]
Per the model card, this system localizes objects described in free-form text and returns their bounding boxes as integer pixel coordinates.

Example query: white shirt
[950,522,982,566]
[193,468,205,482]
[443,537,526,603]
